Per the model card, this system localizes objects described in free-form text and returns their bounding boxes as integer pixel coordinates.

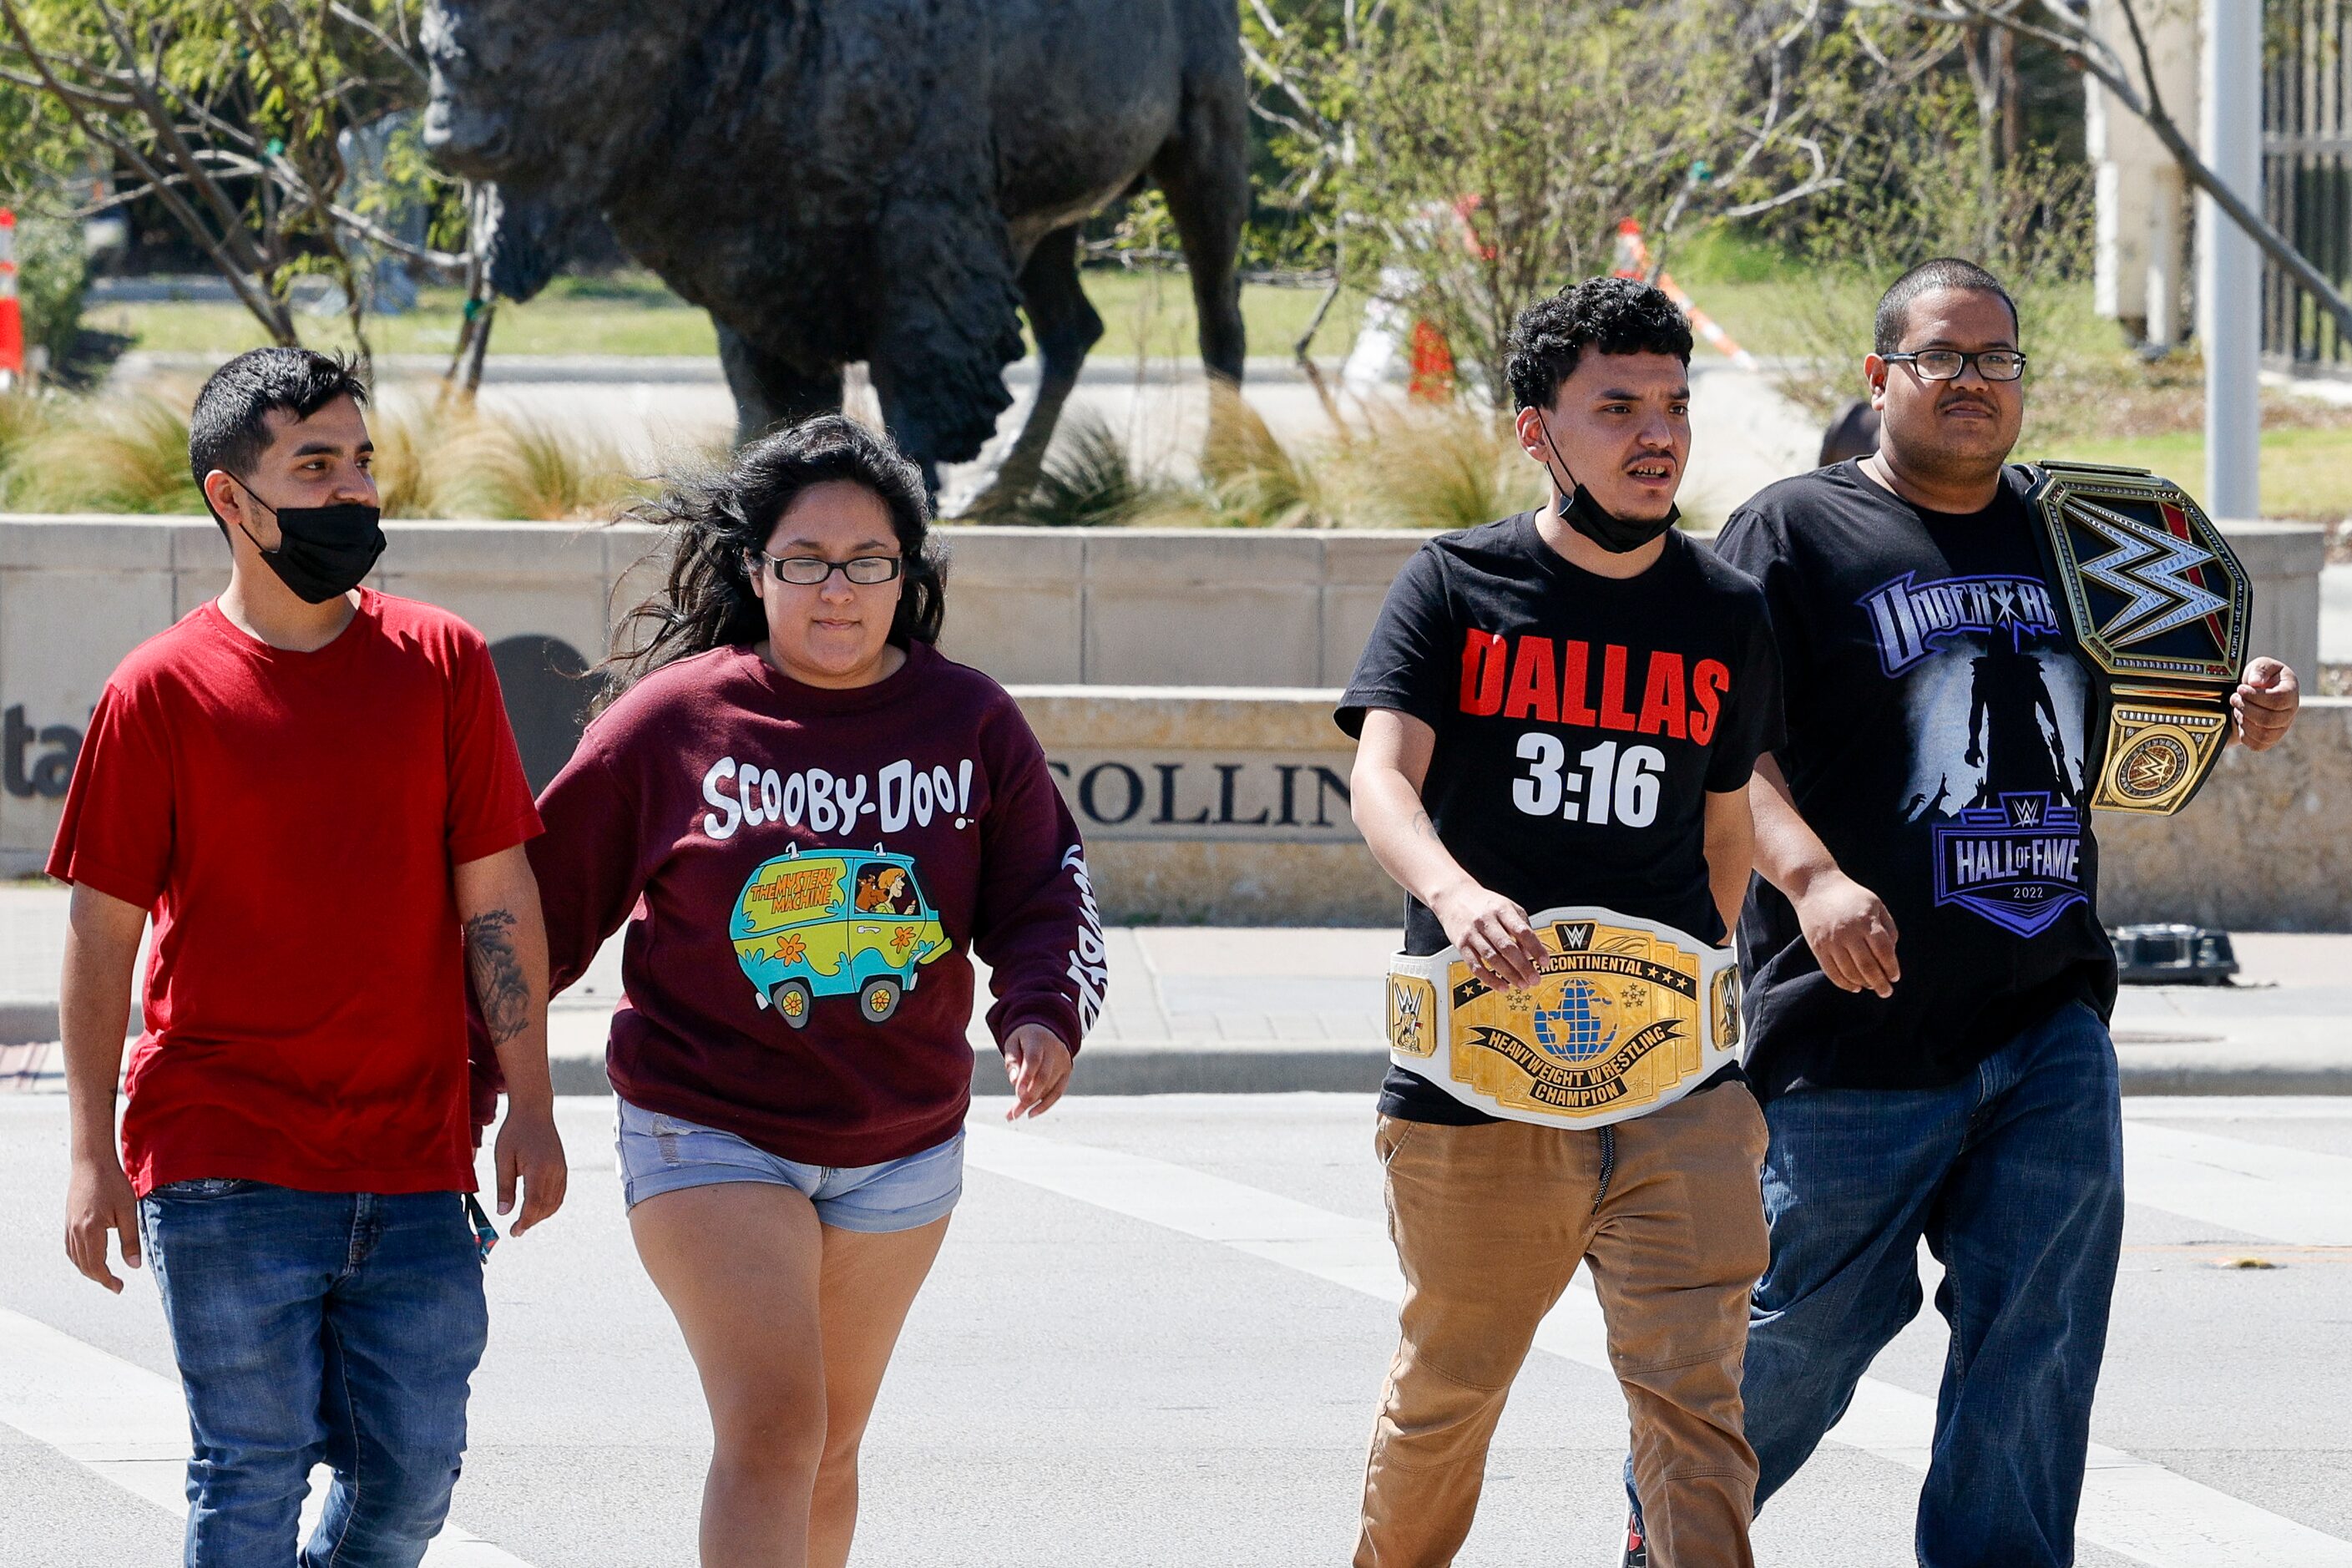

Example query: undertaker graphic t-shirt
[1338,515,1782,1124]
[1716,460,2118,1099]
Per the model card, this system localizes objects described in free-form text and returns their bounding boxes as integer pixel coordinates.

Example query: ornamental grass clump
[1011,411,1182,529]
[1143,385,1335,529]
[976,386,1545,531]
[0,392,203,514]
[375,403,650,522]
[1324,402,1544,532]
[0,393,53,493]
[0,389,652,522]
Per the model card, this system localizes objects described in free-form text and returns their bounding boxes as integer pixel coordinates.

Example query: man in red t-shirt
[48,347,566,1568]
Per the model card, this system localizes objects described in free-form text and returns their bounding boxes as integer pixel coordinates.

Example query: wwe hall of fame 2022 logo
[1859,570,2092,939]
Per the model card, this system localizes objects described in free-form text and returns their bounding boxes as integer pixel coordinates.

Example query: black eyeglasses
[1883,349,2027,382]
[752,553,903,586]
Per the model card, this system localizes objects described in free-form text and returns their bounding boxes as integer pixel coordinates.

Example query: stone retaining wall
[2,514,2336,927]
[1028,685,2352,930]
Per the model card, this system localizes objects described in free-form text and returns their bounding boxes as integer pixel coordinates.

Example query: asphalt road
[3,1093,2349,1567]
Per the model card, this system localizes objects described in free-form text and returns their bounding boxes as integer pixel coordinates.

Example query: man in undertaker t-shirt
[1623,259,2303,1567]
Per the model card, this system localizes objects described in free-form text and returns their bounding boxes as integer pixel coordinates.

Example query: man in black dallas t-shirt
[1339,279,1783,1568]
[1621,259,2301,1568]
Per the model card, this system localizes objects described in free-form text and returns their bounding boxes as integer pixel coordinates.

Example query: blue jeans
[139,1181,490,1568]
[1628,1002,2125,1566]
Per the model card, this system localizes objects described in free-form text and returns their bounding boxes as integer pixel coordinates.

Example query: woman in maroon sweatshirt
[528,415,1102,1568]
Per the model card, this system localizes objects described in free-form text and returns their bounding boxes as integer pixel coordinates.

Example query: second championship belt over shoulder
[2026,461,2252,816]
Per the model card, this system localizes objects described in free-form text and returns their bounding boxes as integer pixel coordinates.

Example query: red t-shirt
[47,591,542,1196]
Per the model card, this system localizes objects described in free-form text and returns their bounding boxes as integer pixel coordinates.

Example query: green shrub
[1009,412,1181,529]
[14,217,90,373]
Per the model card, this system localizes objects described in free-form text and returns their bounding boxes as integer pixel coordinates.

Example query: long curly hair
[599,416,945,711]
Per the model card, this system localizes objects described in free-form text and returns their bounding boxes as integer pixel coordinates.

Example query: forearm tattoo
[463,908,532,1044]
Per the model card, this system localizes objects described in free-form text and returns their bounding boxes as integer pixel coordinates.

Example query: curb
[0,1001,59,1047]
[549,1044,1393,1099]
[15,1002,2343,1099]
[545,1044,2352,1099]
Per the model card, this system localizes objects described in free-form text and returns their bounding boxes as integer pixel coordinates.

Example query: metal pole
[2198,0,2262,518]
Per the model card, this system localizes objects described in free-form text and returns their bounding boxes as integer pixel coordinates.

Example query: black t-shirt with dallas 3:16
[1337,514,1784,1125]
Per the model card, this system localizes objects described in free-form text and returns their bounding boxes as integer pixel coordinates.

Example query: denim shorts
[614,1096,964,1233]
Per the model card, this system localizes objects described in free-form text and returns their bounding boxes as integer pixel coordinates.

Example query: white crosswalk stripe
[0,1307,538,1567]
[964,1117,2352,1568]
[2122,1120,2352,1246]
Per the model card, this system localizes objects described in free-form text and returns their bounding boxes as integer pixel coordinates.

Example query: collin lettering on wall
[1044,751,1358,842]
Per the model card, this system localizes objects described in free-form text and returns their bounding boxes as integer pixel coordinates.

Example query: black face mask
[220,475,385,604]
[1534,412,1679,554]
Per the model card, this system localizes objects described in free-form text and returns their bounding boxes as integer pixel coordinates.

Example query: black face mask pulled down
[1534,413,1679,554]
[219,475,385,604]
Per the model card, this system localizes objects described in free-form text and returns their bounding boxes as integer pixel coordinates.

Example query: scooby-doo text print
[701,755,979,839]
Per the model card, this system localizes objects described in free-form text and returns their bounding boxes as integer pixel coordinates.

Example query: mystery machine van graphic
[731,847,949,1028]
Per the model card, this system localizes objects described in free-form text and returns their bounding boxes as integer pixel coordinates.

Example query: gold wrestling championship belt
[2027,462,2252,816]
[1386,907,1742,1130]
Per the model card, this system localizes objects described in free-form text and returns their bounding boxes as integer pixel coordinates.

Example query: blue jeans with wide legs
[139,1181,489,1568]
[1629,1001,2125,1567]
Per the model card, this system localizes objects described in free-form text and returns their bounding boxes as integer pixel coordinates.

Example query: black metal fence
[2263,0,2352,372]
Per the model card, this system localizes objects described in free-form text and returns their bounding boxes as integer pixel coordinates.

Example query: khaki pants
[1355,1084,1771,1568]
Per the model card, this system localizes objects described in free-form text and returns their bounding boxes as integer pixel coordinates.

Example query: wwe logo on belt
[2072,498,2231,649]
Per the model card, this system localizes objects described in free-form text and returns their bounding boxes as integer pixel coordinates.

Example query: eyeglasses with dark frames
[752,553,904,586]
[1883,348,2028,382]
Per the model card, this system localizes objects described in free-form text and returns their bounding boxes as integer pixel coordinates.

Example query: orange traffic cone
[0,211,23,391]
[1407,318,1455,402]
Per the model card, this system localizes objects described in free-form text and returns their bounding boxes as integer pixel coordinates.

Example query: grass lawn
[87,268,1369,364]
[2015,427,2352,524]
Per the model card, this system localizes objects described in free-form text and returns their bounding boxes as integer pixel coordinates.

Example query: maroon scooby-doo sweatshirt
[517,640,1103,1166]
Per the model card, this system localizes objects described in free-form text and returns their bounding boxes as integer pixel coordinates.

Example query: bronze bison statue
[421,0,1252,504]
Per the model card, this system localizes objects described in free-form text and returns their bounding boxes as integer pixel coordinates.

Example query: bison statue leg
[964,226,1106,517]
[716,322,843,448]
[867,192,1029,495]
[1152,55,1250,387]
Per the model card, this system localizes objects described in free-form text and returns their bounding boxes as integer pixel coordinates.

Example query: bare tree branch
[330,2,428,89]
[1900,0,2352,341]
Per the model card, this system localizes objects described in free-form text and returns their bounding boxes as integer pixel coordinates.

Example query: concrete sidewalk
[4,889,2341,1096]
[552,923,2352,1096]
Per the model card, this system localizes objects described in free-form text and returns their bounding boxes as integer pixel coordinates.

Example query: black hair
[1505,276,1692,412]
[186,347,370,509]
[1873,258,2020,355]
[601,415,944,709]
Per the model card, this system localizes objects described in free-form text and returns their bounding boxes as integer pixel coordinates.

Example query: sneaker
[1621,1507,1647,1567]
